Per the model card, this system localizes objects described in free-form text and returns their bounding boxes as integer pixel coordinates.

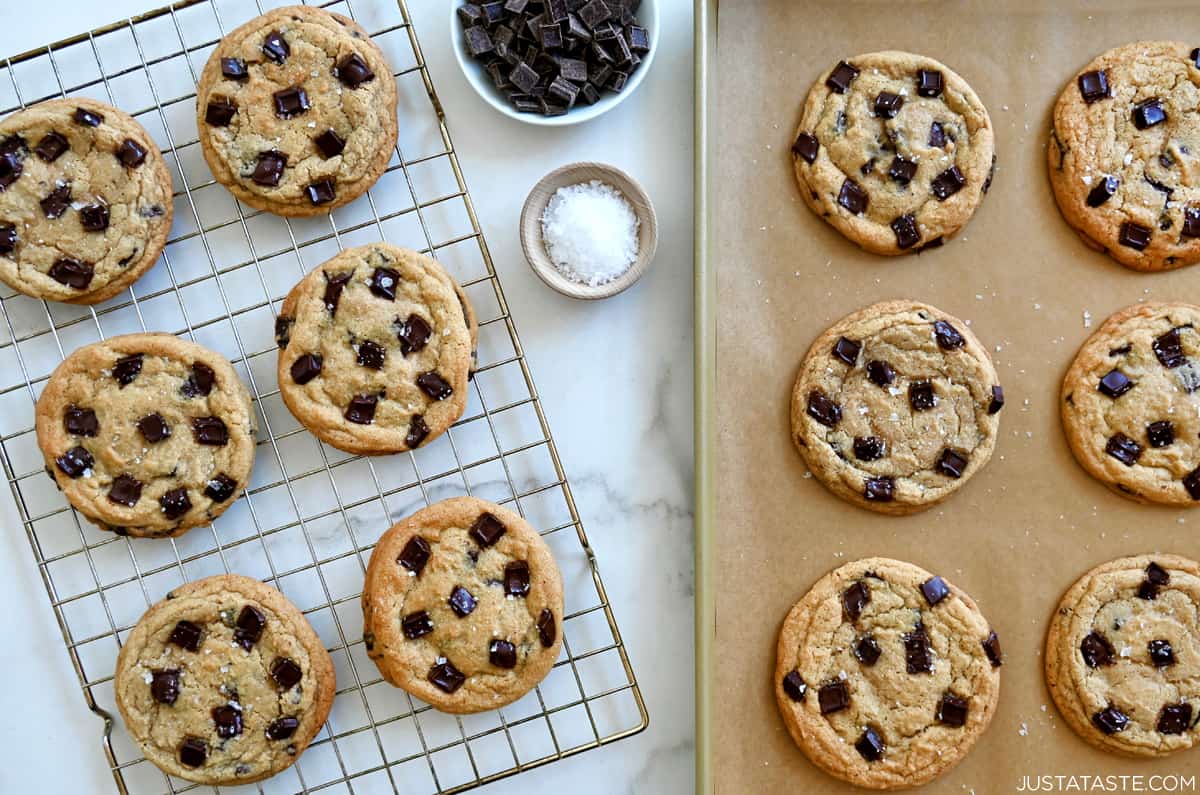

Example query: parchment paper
[714,1,1200,792]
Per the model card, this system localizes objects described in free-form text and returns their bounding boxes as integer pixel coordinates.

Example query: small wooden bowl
[519,162,658,300]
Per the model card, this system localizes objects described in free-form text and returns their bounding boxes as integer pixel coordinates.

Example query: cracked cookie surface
[196,5,398,217]
[1049,41,1200,271]
[35,333,256,537]
[790,300,1003,515]
[791,51,995,255]
[276,243,476,456]
[0,97,173,303]
[1045,554,1200,757]
[1061,302,1200,506]
[362,497,564,714]
[775,557,1002,790]
[114,574,335,785]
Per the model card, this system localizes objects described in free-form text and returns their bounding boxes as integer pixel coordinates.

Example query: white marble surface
[0,1,694,793]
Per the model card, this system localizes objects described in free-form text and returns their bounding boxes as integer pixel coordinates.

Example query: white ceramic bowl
[449,0,660,127]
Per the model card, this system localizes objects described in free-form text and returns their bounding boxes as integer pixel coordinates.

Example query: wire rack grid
[0,1,648,793]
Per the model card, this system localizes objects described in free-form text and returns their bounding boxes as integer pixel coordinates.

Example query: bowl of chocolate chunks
[452,0,658,126]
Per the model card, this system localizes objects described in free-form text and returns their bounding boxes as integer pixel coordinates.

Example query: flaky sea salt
[541,180,639,287]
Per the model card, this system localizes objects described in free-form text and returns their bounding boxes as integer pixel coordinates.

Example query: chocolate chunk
[465,25,495,57]
[874,92,903,119]
[1098,369,1133,398]
[290,353,323,384]
[470,512,507,547]
[262,30,290,63]
[921,576,951,606]
[221,57,248,81]
[137,413,170,443]
[275,316,293,349]
[888,156,917,185]
[429,660,466,693]
[916,69,943,98]
[1153,329,1186,368]
[504,560,531,596]
[116,138,147,169]
[908,380,936,411]
[335,53,375,88]
[982,630,1002,667]
[832,336,860,366]
[936,449,968,479]
[313,128,346,159]
[181,362,216,398]
[1106,433,1142,466]
[356,340,386,370]
[73,107,103,127]
[169,620,202,651]
[205,98,237,127]
[864,476,894,502]
[1119,222,1151,251]
[538,608,556,647]
[251,150,287,187]
[160,487,192,519]
[825,61,859,93]
[490,639,517,669]
[579,0,610,27]
[855,728,885,761]
[449,585,478,617]
[306,179,336,206]
[396,314,432,355]
[1093,706,1129,735]
[1181,205,1200,238]
[931,166,965,200]
[273,86,310,118]
[35,132,68,162]
[1133,98,1166,129]
[192,416,228,446]
[108,474,142,507]
[510,62,539,93]
[205,474,237,503]
[55,445,93,478]
[398,536,431,574]
[1148,639,1175,668]
[806,389,841,427]
[233,605,265,650]
[1138,579,1162,600]
[268,657,303,691]
[1147,420,1175,448]
[79,202,109,232]
[1078,70,1110,103]
[891,214,920,249]
[417,371,453,400]
[179,737,207,767]
[937,693,969,727]
[402,611,434,639]
[406,414,430,449]
[41,184,71,219]
[150,669,179,704]
[837,178,868,215]
[345,394,378,424]
[1146,561,1170,586]
[818,681,849,714]
[367,266,400,301]
[0,144,21,191]
[866,360,895,387]
[323,270,353,314]
[49,258,93,289]
[63,406,98,437]
[0,223,15,255]
[933,320,965,349]
[1158,703,1193,735]
[853,436,884,462]
[854,636,881,666]
[792,133,819,164]
[1086,175,1119,207]
[1080,631,1115,667]
[212,703,243,738]
[929,121,946,148]
[1185,467,1200,500]
[266,716,299,741]
[843,580,870,622]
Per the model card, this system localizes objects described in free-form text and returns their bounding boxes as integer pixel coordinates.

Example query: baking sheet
[711,1,1200,792]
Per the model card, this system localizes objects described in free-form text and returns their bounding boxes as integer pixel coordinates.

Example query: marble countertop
[0,1,694,793]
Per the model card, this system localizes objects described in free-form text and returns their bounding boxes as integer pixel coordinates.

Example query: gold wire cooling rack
[0,1,648,792]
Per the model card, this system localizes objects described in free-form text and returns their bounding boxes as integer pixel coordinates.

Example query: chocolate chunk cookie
[362,497,564,714]
[791,300,1003,515]
[35,333,256,537]
[791,51,996,255]
[1045,554,1200,757]
[114,574,335,785]
[776,557,1002,789]
[1049,41,1200,271]
[277,243,476,455]
[196,5,398,217]
[1061,302,1200,505]
[0,97,173,303]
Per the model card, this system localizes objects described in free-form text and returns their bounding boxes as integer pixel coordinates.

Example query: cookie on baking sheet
[1045,554,1200,757]
[1049,41,1200,272]
[114,574,335,785]
[790,51,995,255]
[362,497,564,714]
[790,300,1004,515]
[276,243,476,456]
[196,5,398,217]
[0,97,173,303]
[35,333,256,538]
[1061,302,1200,506]
[775,557,1002,790]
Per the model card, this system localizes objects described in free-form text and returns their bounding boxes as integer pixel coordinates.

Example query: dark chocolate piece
[1118,222,1151,251]
[169,620,202,651]
[150,669,180,704]
[137,413,170,443]
[806,390,841,427]
[929,121,946,148]
[1153,329,1186,368]
[48,258,93,289]
[449,585,478,617]
[113,353,143,386]
[843,580,870,622]
[854,636,881,666]
[936,449,968,479]
[262,30,290,63]
[818,681,849,714]
[266,717,299,740]
[916,69,943,97]
[1147,420,1175,448]
[35,132,68,162]
[63,406,98,437]
[1098,369,1133,398]
[205,97,238,127]
[323,269,353,315]
[989,385,1005,414]
[270,657,303,690]
[891,214,920,249]
[116,138,147,169]
[1106,432,1142,466]
[782,670,807,701]
[41,184,71,219]
[1078,70,1109,103]
[402,611,434,639]
[920,576,951,606]
[853,436,884,462]
[205,474,237,503]
[904,625,933,673]
[429,660,466,693]
[233,605,265,650]
[490,639,518,669]
[1183,206,1200,238]
[221,57,248,80]
[863,477,894,502]
[356,340,386,370]
[937,693,969,727]
[1148,639,1175,668]
[934,320,965,349]
[108,474,143,507]
[1132,98,1166,129]
[344,394,378,424]
[825,61,859,94]
[855,728,884,761]
[888,156,917,185]
[1086,175,1119,207]
[909,380,936,411]
[252,150,287,187]
[306,179,336,206]
[417,371,453,400]
[192,416,229,446]
[212,703,243,738]
[397,314,432,355]
[1092,706,1129,735]
[931,166,965,200]
[55,446,93,478]
[178,738,207,767]
[181,362,215,397]
[537,607,556,647]
[290,353,323,384]
[874,92,903,119]
[1081,631,1115,668]
[1158,703,1193,735]
[406,415,430,449]
[273,86,309,118]
[368,267,399,301]
[470,513,507,547]
[504,560,531,596]
[79,202,109,232]
[398,536,431,574]
[0,223,15,255]
[866,360,895,387]
[73,107,103,127]
[837,178,868,215]
[982,630,1003,667]
[314,128,346,159]
[335,53,375,88]
[832,336,860,366]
